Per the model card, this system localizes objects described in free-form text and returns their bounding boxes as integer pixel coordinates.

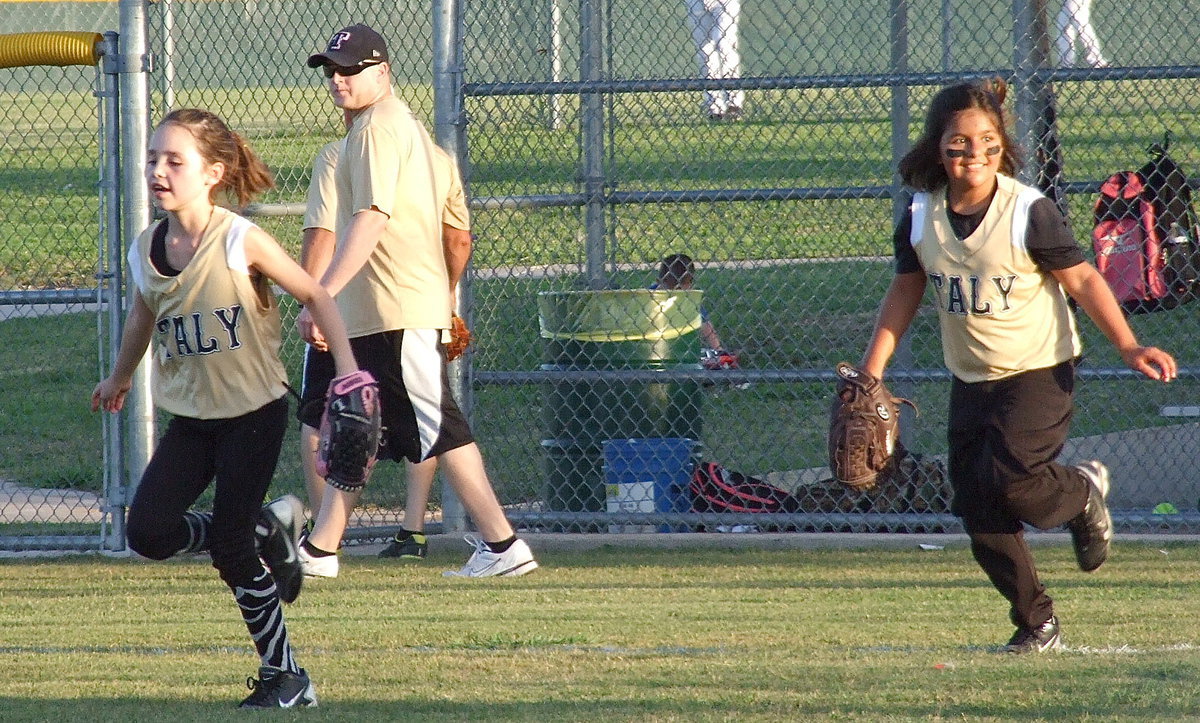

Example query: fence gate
[0,30,127,552]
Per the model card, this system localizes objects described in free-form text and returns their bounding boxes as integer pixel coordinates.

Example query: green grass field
[7,78,1200,289]
[3,14,1200,714]
[1,541,1199,721]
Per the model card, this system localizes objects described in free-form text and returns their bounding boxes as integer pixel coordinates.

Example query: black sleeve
[892,208,922,274]
[1026,197,1087,271]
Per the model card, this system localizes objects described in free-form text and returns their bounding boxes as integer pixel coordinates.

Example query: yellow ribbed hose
[0,32,104,70]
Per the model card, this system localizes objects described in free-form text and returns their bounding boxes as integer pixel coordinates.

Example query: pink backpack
[1092,170,1167,312]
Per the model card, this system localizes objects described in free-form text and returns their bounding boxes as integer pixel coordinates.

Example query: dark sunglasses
[322,61,382,79]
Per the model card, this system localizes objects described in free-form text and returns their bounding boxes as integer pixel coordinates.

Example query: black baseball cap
[306,24,389,68]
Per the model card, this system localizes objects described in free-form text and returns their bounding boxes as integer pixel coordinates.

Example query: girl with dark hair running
[858,80,1174,652]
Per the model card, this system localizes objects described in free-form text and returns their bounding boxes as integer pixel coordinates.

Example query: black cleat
[379,531,428,559]
[238,666,317,708]
[1003,616,1062,654]
[1067,461,1113,572]
[256,495,305,604]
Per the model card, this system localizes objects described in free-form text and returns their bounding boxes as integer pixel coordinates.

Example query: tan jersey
[433,145,470,231]
[128,208,288,419]
[910,173,1081,382]
[307,139,469,233]
[302,138,343,232]
[336,95,450,336]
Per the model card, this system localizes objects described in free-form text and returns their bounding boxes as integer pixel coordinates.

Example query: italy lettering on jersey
[910,173,1081,382]
[129,208,288,419]
[154,306,245,359]
[925,273,1018,316]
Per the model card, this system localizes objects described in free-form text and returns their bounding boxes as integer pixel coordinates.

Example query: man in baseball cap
[294,22,540,581]
[306,23,389,68]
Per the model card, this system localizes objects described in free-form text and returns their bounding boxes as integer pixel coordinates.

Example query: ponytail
[158,108,275,207]
[226,130,275,207]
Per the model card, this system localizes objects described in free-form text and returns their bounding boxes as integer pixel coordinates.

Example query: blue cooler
[603,438,696,531]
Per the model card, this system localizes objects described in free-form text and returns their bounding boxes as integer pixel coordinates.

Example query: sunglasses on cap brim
[322,61,383,79]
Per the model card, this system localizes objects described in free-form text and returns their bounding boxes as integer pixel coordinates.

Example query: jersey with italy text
[129,208,288,419]
[907,173,1082,382]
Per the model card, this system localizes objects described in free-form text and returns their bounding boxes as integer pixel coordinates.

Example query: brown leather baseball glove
[827,362,917,491]
[445,313,472,362]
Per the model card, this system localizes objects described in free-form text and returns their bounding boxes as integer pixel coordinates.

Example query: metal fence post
[1012,0,1034,184]
[433,0,462,158]
[1012,0,1062,205]
[116,0,155,540]
[889,0,910,227]
[158,0,176,116]
[547,0,564,131]
[580,0,607,290]
[940,0,954,72]
[433,0,468,533]
[889,0,918,440]
[98,32,128,552]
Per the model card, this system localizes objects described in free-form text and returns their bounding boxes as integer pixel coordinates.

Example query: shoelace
[462,534,492,558]
[245,675,262,693]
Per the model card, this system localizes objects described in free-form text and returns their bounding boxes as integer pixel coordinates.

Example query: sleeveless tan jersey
[336,95,450,336]
[910,173,1082,383]
[128,208,288,419]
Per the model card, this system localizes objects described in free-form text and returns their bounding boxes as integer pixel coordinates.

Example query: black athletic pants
[126,396,288,589]
[947,361,1090,630]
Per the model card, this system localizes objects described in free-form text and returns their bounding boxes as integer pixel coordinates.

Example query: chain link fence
[0,1,124,549]
[3,0,1199,550]
[458,0,1200,534]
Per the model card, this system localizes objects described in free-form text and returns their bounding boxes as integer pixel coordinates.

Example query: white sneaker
[297,536,340,578]
[443,535,538,578]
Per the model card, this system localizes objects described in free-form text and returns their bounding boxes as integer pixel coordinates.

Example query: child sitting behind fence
[657,253,720,348]
[651,254,728,365]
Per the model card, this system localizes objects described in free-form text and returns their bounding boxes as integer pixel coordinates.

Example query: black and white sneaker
[1003,616,1062,654]
[256,494,305,604]
[1067,461,1113,572]
[238,666,318,708]
[379,531,428,559]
